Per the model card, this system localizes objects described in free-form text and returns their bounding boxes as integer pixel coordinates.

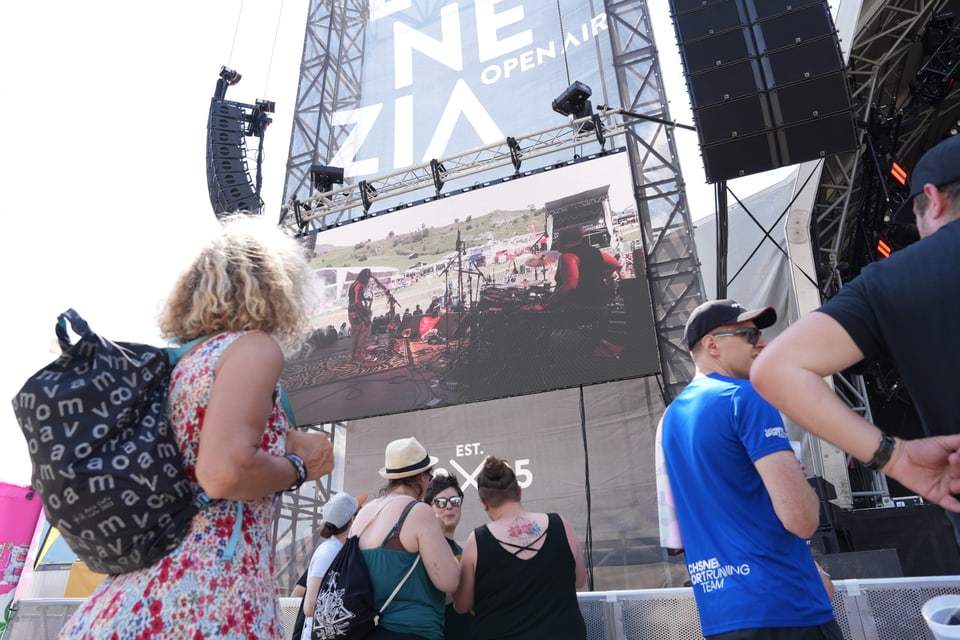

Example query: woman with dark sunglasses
[425,470,475,639]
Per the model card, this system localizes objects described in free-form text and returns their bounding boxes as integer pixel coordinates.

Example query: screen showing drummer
[525,226,621,313]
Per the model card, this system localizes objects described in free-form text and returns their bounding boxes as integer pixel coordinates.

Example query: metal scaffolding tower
[604,0,706,400]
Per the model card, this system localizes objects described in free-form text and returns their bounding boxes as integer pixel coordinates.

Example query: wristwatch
[283,453,308,491]
[863,433,896,471]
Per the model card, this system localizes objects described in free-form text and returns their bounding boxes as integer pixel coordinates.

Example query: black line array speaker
[206,100,263,216]
[669,0,858,182]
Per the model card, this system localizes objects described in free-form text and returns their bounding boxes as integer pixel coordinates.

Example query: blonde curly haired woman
[60,214,334,639]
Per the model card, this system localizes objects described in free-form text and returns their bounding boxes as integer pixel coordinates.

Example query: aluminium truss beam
[278,110,631,234]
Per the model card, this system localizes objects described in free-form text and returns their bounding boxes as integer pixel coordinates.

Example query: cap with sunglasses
[711,326,763,346]
[684,299,777,349]
[431,496,463,509]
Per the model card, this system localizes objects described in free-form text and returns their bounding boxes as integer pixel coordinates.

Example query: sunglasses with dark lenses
[711,327,762,346]
[432,496,463,509]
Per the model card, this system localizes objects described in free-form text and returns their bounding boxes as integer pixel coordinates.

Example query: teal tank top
[361,499,444,640]
[363,547,444,639]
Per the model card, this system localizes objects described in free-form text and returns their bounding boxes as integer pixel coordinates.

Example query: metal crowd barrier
[5,577,959,640]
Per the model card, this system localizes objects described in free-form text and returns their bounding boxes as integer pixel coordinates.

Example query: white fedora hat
[379,437,439,479]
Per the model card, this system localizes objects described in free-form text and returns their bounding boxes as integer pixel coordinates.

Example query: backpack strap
[195,494,244,562]
[278,387,297,427]
[379,553,421,616]
[55,309,90,350]
[168,332,244,562]
[377,501,423,617]
[380,499,419,547]
[167,333,213,363]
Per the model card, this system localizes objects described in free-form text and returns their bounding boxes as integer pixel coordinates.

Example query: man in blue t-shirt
[662,299,840,639]
[752,135,960,534]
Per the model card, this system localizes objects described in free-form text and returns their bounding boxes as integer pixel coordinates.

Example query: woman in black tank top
[452,456,587,640]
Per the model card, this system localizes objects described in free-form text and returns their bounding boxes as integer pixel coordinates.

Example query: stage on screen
[281,152,660,424]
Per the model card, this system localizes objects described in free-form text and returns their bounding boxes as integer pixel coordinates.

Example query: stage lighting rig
[552,81,593,119]
[913,13,960,106]
[247,100,275,137]
[553,81,596,133]
[359,180,377,213]
[507,136,522,174]
[219,66,241,85]
[310,165,344,192]
[430,159,447,194]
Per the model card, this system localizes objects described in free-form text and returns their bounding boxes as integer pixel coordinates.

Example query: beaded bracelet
[283,453,308,491]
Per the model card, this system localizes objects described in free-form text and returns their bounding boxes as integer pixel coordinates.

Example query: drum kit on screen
[477,251,560,316]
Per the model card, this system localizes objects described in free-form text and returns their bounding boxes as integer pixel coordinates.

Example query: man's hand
[884,435,960,512]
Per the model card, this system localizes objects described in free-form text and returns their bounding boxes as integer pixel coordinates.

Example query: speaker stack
[669,0,858,182]
[206,100,264,217]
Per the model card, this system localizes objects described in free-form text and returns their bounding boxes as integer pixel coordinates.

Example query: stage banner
[312,0,619,192]
[0,482,42,633]
[339,376,676,590]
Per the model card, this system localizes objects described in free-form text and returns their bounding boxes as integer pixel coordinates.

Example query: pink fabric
[0,482,42,610]
[419,316,440,335]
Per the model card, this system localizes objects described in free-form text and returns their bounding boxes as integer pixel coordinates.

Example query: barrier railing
[5,577,959,640]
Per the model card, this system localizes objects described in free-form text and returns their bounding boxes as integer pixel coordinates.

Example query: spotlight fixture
[219,66,241,85]
[507,136,522,174]
[248,101,274,137]
[359,180,377,213]
[310,165,344,192]
[292,198,306,230]
[430,159,446,194]
[255,98,276,113]
[552,81,593,120]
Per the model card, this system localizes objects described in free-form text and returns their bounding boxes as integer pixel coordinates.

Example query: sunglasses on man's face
[710,327,762,346]
[432,496,463,509]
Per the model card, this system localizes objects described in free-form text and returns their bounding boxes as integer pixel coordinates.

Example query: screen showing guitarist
[348,268,373,361]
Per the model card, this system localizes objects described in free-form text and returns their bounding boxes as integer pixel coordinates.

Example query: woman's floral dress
[59,332,289,639]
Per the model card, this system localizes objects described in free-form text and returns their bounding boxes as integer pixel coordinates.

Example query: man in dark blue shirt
[752,134,960,525]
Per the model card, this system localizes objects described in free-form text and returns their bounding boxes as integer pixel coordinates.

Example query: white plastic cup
[922,594,960,639]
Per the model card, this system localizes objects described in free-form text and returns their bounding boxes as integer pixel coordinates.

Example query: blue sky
[0,1,793,486]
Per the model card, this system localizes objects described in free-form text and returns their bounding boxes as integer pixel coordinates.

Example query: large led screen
[281,152,660,424]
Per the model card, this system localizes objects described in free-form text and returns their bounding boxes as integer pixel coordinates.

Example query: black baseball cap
[684,299,777,349]
[893,135,960,224]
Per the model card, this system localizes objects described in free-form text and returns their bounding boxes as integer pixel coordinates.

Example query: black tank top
[556,243,608,308]
[473,513,586,640]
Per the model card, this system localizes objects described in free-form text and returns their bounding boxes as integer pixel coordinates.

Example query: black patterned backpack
[10,309,208,575]
[312,500,421,640]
